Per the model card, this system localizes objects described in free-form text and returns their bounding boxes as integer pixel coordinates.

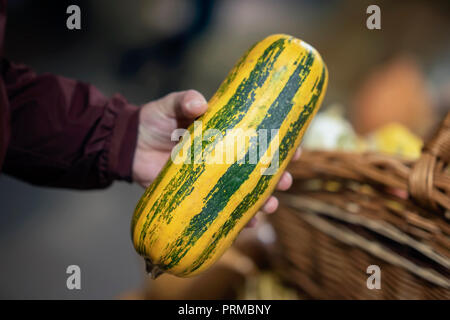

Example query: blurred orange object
[351,55,435,136]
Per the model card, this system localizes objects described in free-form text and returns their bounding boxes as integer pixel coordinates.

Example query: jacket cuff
[101,94,140,183]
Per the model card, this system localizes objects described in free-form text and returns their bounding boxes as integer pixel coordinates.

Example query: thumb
[160,90,208,119]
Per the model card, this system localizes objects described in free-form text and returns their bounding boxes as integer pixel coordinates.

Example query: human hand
[132,90,301,222]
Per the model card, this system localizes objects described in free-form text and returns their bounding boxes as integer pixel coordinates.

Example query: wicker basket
[270,112,450,299]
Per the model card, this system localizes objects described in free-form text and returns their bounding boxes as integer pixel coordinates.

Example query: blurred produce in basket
[303,105,423,159]
[367,123,423,159]
[350,55,436,136]
[302,105,364,152]
[303,104,423,159]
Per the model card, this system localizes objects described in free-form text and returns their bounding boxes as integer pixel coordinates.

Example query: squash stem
[145,258,164,279]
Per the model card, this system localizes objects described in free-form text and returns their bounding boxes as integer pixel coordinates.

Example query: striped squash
[131,34,328,278]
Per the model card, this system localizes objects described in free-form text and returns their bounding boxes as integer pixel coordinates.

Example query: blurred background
[0,0,449,299]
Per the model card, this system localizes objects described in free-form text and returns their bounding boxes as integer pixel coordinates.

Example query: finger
[180,90,208,118]
[292,147,302,161]
[245,216,258,228]
[276,172,292,191]
[157,90,208,119]
[140,181,150,189]
[262,196,278,214]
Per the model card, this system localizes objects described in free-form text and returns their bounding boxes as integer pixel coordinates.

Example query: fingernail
[186,100,205,111]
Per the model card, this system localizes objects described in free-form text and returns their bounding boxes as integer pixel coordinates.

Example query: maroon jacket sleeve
[0,0,140,189]
[1,60,140,189]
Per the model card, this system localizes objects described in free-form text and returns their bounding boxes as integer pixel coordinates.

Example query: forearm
[2,60,140,189]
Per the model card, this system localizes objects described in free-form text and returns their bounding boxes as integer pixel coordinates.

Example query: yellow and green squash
[131,34,328,278]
